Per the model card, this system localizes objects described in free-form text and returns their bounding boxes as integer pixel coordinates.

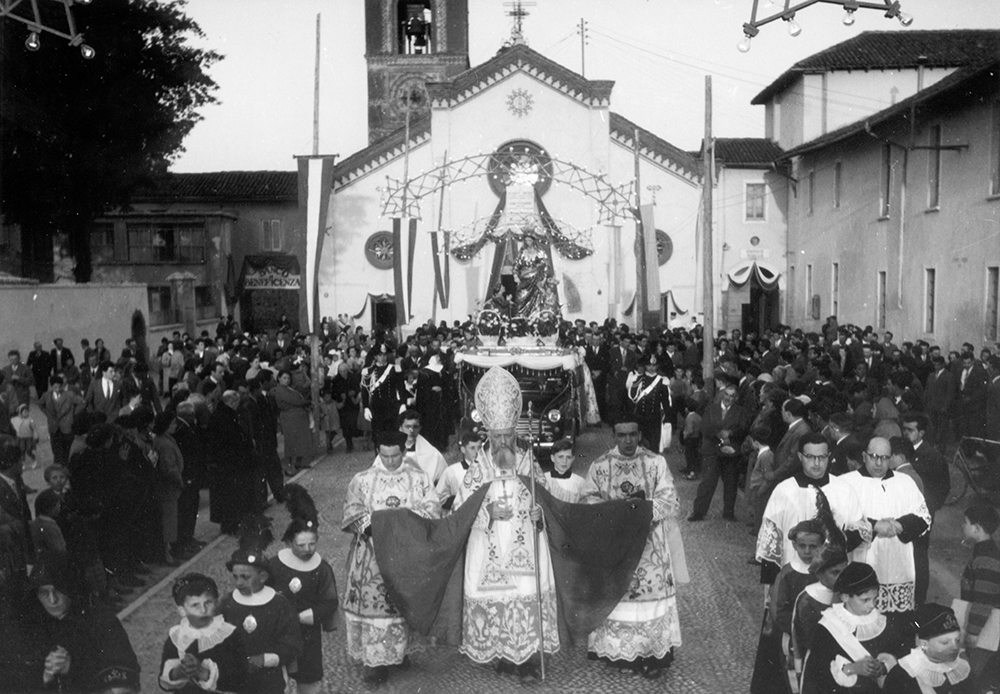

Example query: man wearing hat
[882,604,975,693]
[368,367,655,683]
[361,342,403,445]
[219,529,303,694]
[341,430,440,685]
[626,353,674,454]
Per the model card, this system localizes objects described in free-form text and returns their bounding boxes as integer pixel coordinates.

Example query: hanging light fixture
[738,0,913,52]
[2,0,96,58]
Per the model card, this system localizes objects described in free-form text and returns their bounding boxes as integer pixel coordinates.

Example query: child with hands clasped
[160,573,246,693]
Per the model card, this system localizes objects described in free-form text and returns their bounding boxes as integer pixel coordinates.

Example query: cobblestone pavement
[101,422,974,694]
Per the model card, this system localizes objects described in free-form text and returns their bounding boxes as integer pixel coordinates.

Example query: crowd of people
[1,309,1000,692]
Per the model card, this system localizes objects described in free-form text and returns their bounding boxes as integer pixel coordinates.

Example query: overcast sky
[171,0,1000,173]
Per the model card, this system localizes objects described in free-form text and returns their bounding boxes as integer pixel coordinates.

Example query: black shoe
[516,660,540,680]
[493,660,515,675]
[687,514,705,522]
[115,573,144,587]
[639,663,665,680]
[363,666,389,685]
[722,513,737,521]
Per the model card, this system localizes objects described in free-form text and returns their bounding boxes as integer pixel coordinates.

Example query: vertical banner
[430,231,445,309]
[298,155,336,332]
[640,203,661,320]
[393,217,417,327]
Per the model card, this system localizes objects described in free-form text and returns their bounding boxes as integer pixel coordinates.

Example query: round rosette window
[365,231,394,270]
[487,140,553,198]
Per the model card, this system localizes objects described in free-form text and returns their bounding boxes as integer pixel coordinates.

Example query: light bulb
[843,10,856,25]
[898,11,913,26]
[787,19,802,37]
[738,35,752,53]
[80,44,95,59]
[77,0,92,4]
[25,32,40,51]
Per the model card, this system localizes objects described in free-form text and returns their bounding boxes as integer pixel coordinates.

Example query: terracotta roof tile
[779,60,999,159]
[713,138,784,166]
[753,29,1000,105]
[134,171,298,201]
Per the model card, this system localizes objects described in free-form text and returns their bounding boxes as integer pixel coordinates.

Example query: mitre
[474,366,522,431]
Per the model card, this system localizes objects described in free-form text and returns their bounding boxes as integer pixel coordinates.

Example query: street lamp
[738,0,913,52]
[1,0,96,59]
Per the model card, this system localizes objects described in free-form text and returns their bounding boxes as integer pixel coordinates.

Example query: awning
[455,349,579,371]
[727,260,780,290]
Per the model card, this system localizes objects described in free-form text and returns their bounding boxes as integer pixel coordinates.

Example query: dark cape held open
[372,480,652,646]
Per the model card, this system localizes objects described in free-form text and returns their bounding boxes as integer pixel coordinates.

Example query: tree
[0,0,220,281]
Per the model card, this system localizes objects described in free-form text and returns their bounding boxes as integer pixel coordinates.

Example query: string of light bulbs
[1,0,96,59]
[739,0,913,53]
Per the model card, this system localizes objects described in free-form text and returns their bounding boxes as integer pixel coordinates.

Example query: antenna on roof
[502,1,535,46]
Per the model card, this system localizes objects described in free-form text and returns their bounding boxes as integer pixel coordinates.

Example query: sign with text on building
[741,248,771,260]
[240,255,302,290]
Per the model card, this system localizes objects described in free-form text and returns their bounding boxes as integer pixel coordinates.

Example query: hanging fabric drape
[727,260,781,290]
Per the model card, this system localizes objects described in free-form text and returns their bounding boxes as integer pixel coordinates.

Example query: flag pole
[526,402,545,680]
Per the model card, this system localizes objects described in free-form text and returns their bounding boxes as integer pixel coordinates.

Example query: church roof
[752,29,1000,105]
[778,58,999,160]
[426,42,614,108]
[332,44,699,188]
[132,171,298,202]
[609,112,702,182]
[332,115,431,189]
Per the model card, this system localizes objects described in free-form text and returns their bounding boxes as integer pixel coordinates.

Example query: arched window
[398,1,433,55]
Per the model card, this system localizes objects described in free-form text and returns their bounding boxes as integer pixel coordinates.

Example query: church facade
[314,0,704,331]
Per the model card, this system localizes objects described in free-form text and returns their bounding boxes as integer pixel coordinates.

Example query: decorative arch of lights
[379,153,638,227]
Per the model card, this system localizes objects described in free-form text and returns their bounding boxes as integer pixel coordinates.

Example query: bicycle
[945,436,1000,505]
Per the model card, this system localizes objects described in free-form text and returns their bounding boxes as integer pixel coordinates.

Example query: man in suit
[26,342,53,399]
[923,355,956,447]
[49,338,74,377]
[606,334,638,426]
[954,351,989,439]
[198,360,228,413]
[84,360,122,423]
[1,349,34,413]
[38,376,84,466]
[902,412,950,605]
[79,352,101,395]
[986,355,1000,442]
[758,339,779,373]
[689,379,746,521]
[860,343,884,384]
[826,411,862,476]
[764,398,813,496]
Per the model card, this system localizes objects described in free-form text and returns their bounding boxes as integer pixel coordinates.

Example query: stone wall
[0,283,148,361]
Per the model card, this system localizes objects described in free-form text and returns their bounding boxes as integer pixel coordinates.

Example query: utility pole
[310,13,323,452]
[578,18,587,76]
[702,76,715,385]
[634,127,647,331]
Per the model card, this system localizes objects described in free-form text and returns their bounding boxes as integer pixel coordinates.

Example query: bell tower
[365,0,470,143]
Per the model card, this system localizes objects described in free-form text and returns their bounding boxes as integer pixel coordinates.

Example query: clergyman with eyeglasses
[839,436,931,614]
[756,432,871,586]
